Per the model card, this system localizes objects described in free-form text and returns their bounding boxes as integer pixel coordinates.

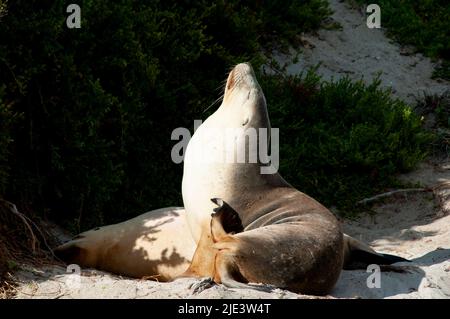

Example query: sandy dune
[274,0,448,104]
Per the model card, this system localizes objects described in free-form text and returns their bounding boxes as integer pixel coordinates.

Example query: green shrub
[0,0,330,230]
[415,92,450,156]
[261,70,431,213]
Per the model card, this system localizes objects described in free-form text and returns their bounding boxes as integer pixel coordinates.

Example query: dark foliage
[263,70,431,213]
[0,0,330,231]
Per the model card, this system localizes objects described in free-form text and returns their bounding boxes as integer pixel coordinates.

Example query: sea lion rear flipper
[343,234,410,270]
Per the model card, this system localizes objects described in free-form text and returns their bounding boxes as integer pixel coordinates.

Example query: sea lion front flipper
[189,277,215,294]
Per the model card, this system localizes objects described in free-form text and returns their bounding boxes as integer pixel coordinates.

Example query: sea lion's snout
[225,62,259,95]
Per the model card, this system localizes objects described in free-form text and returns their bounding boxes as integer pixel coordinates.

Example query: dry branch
[0,199,37,253]
[356,188,430,205]
[357,181,450,206]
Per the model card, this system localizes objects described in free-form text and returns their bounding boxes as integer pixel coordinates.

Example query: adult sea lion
[54,207,195,281]
[181,63,407,294]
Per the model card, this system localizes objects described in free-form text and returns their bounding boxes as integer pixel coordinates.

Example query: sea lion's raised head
[221,62,269,129]
[182,62,275,241]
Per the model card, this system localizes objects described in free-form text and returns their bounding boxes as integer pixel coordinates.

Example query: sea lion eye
[247,91,250,100]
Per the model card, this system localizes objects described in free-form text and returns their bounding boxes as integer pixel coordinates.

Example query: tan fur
[54,207,195,281]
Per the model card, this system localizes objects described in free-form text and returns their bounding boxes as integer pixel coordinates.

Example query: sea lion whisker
[203,94,224,113]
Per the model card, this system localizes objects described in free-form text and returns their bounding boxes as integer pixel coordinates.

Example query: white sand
[273,0,449,104]
[333,160,450,299]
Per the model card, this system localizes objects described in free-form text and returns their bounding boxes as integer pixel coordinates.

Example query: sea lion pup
[181,63,408,294]
[54,207,195,281]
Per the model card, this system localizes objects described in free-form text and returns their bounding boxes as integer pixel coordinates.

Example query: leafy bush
[0,0,330,230]
[353,0,450,80]
[262,70,431,213]
[415,92,450,156]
